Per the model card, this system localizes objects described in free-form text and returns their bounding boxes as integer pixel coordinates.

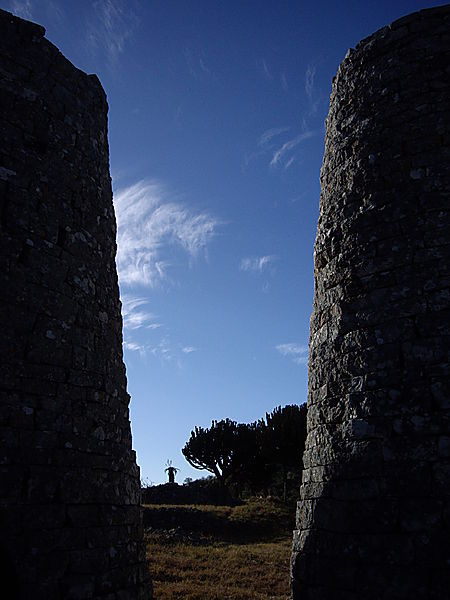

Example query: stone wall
[0,10,151,599]
[292,6,450,600]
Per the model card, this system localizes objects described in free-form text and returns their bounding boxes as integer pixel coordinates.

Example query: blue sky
[4,0,447,484]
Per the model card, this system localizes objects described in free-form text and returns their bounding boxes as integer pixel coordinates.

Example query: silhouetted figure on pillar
[165,460,179,484]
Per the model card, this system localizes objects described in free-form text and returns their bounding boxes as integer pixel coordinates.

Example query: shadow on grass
[143,499,294,545]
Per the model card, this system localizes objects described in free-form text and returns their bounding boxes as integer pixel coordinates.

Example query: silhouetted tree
[182,418,238,489]
[182,405,307,501]
[265,404,307,502]
[231,420,274,495]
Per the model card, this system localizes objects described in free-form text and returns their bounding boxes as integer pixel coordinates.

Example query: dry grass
[145,499,293,600]
[147,538,291,600]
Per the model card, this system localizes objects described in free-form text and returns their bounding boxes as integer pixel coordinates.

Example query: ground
[144,498,294,600]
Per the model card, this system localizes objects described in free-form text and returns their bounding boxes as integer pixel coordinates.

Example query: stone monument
[0,9,151,599]
[292,6,450,599]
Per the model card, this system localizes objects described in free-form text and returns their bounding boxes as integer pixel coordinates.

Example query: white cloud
[240,255,277,274]
[276,343,308,365]
[270,130,316,168]
[182,346,196,354]
[245,126,315,173]
[114,179,219,288]
[261,59,272,80]
[148,338,174,362]
[9,0,33,18]
[184,47,212,79]
[241,148,267,173]
[199,58,210,75]
[124,336,174,362]
[304,62,322,117]
[258,127,290,148]
[88,0,139,67]
[121,295,160,331]
[46,0,64,23]
[123,325,192,365]
[8,0,65,24]
[284,156,296,171]
[123,340,146,355]
[305,64,316,101]
[184,47,197,78]
[121,295,162,358]
[248,64,322,172]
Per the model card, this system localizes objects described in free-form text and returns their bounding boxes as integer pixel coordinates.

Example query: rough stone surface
[0,9,151,599]
[292,6,450,599]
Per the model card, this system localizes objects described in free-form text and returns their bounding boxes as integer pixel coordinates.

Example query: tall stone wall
[0,10,151,599]
[292,6,450,600]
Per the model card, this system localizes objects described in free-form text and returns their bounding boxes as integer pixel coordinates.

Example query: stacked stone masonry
[292,5,450,600]
[0,10,151,599]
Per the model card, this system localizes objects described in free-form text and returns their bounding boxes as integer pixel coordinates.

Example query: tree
[265,404,307,502]
[181,405,308,502]
[182,418,238,488]
[230,420,274,496]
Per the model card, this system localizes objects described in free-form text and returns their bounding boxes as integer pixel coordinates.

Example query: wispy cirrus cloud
[124,332,197,365]
[246,60,323,172]
[256,57,290,93]
[117,180,216,364]
[284,156,296,171]
[123,340,147,356]
[304,61,324,118]
[121,295,163,357]
[149,337,173,361]
[245,125,317,172]
[124,337,173,362]
[121,295,161,331]
[276,343,308,365]
[182,346,196,354]
[242,127,289,172]
[258,58,272,81]
[258,127,290,149]
[184,47,212,79]
[88,0,140,67]
[270,130,316,168]
[147,338,197,364]
[9,0,66,22]
[9,0,33,18]
[114,179,219,288]
[240,255,277,274]
[305,64,316,101]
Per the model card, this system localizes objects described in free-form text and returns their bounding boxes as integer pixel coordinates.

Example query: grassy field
[145,499,294,600]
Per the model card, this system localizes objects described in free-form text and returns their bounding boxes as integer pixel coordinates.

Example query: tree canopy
[182,404,307,501]
[265,404,307,500]
[182,418,238,486]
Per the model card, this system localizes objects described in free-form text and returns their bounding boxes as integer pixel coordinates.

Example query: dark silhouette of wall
[0,9,151,599]
[292,6,450,599]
